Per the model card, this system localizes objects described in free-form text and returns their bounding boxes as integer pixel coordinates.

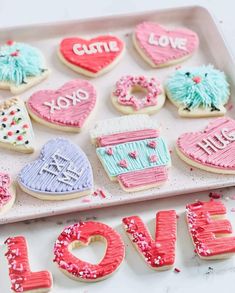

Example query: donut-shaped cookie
[53,221,125,282]
[111,75,165,114]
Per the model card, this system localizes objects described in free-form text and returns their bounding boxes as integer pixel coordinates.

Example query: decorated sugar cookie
[123,210,177,270]
[27,79,97,132]
[54,221,125,282]
[176,117,235,174]
[5,236,53,292]
[90,114,171,192]
[0,41,49,94]
[58,35,125,77]
[165,65,230,117]
[0,97,35,153]
[111,75,165,115]
[0,173,15,215]
[186,200,235,259]
[133,22,199,68]
[18,138,93,200]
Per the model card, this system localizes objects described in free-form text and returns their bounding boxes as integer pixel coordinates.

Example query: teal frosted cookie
[165,65,230,117]
[0,40,49,94]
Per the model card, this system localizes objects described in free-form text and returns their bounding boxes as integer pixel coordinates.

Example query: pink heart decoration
[59,36,124,74]
[177,117,235,171]
[27,79,96,130]
[135,22,199,66]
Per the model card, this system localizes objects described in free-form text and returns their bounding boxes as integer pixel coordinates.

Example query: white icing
[197,128,235,155]
[72,41,119,56]
[148,33,187,51]
[43,89,89,114]
[90,114,159,139]
[39,151,84,186]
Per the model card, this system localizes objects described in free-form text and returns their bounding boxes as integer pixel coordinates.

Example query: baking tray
[1,5,235,224]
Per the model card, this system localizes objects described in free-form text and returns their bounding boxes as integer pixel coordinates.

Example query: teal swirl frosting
[165,65,230,109]
[0,42,45,86]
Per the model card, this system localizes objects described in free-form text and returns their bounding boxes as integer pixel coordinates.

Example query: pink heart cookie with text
[134,22,199,67]
[27,79,96,132]
[59,36,125,76]
[176,117,235,174]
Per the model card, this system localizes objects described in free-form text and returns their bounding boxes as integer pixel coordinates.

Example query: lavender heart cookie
[18,138,93,200]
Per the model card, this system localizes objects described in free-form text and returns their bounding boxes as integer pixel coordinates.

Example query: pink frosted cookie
[27,79,96,132]
[0,173,15,215]
[123,210,177,270]
[54,221,125,282]
[5,236,53,292]
[90,114,171,192]
[111,75,165,115]
[133,22,199,68]
[58,36,125,77]
[176,117,235,174]
[186,200,235,259]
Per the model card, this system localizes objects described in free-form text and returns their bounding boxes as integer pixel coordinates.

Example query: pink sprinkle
[118,159,128,168]
[149,154,157,163]
[92,191,98,197]
[99,189,106,198]
[106,147,113,156]
[129,151,138,159]
[209,192,221,199]
[147,141,157,149]
[231,208,235,212]
[176,214,179,219]
[190,167,193,171]
[169,150,173,154]
[175,65,182,70]
[226,102,233,111]
[81,198,91,203]
[174,267,181,273]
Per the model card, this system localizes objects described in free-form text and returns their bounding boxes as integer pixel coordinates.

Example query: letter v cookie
[0,97,35,153]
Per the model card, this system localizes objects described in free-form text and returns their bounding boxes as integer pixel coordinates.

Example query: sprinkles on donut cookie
[111,75,165,115]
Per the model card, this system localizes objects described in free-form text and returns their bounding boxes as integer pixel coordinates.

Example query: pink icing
[97,129,159,147]
[129,151,138,159]
[113,76,162,110]
[5,237,52,292]
[135,22,199,65]
[149,154,157,163]
[0,173,12,209]
[27,79,96,129]
[122,210,177,268]
[118,159,128,168]
[147,140,157,149]
[60,36,124,74]
[186,200,235,257]
[53,221,125,281]
[118,166,168,189]
[177,117,235,171]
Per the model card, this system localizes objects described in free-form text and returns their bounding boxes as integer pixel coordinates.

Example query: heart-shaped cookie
[176,117,235,174]
[18,138,93,200]
[133,22,199,67]
[27,79,96,132]
[58,36,125,77]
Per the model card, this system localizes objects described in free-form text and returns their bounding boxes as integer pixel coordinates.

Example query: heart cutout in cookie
[27,79,96,132]
[18,138,93,200]
[59,36,125,77]
[134,22,199,67]
[176,117,235,174]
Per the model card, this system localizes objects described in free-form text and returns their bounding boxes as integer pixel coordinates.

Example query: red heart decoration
[27,79,96,130]
[134,22,199,66]
[176,117,235,172]
[59,36,124,74]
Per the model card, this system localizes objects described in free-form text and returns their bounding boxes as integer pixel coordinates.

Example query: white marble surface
[1,0,235,292]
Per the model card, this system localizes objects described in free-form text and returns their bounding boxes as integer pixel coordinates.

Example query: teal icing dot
[165,65,230,110]
[0,42,45,86]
